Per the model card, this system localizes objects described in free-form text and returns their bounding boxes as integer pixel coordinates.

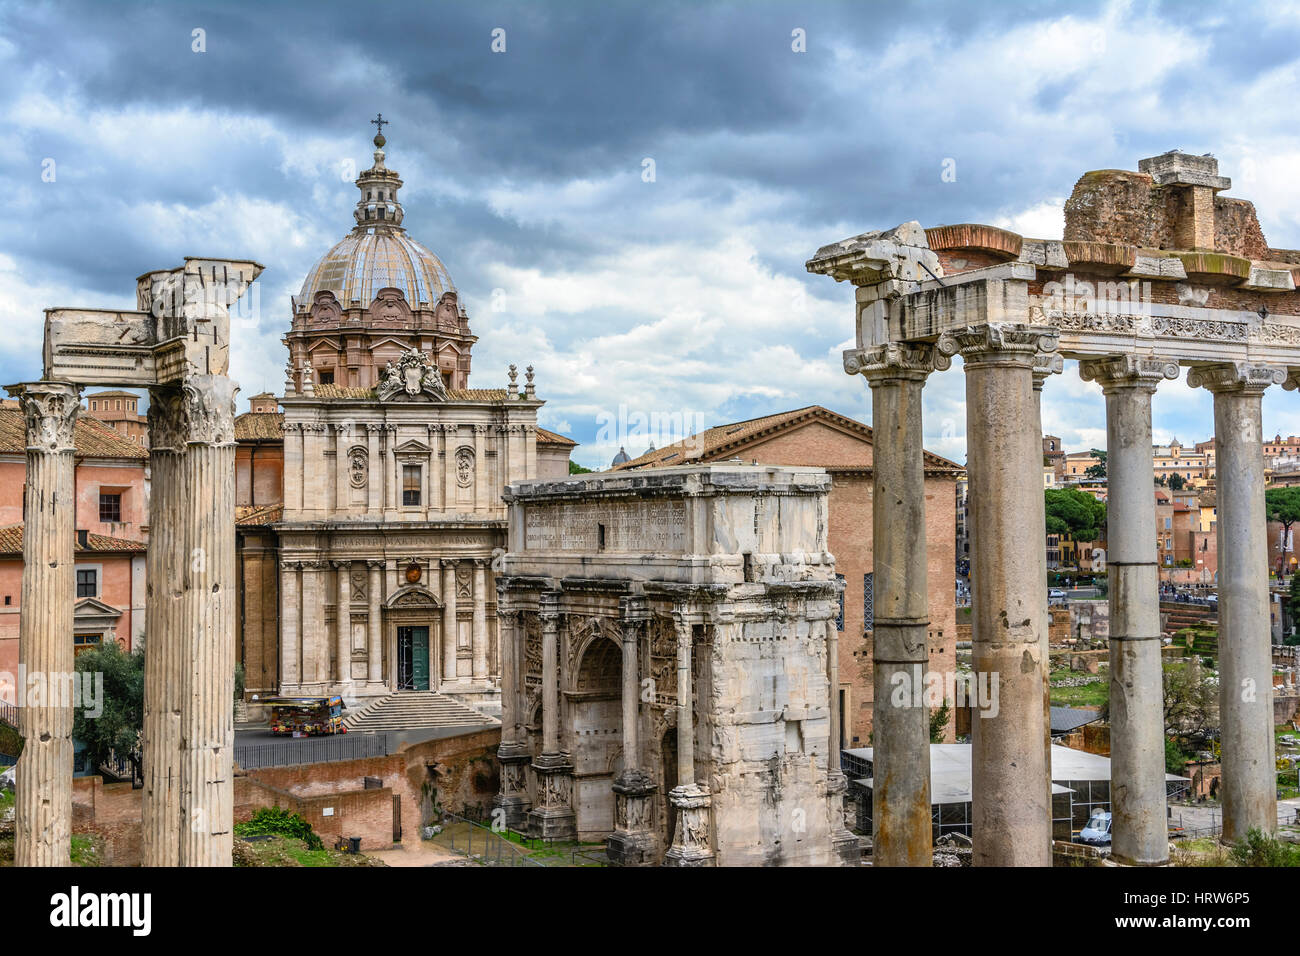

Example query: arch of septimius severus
[809,150,1300,866]
[8,257,259,866]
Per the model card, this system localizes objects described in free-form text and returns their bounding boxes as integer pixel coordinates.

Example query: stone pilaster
[472,559,488,680]
[142,387,186,866]
[494,594,531,829]
[175,375,239,867]
[9,381,79,867]
[607,595,657,865]
[1189,361,1285,842]
[441,559,458,681]
[334,561,353,690]
[846,342,948,867]
[366,561,384,686]
[279,561,301,689]
[529,590,575,840]
[937,322,1057,866]
[664,612,713,866]
[1080,354,1179,865]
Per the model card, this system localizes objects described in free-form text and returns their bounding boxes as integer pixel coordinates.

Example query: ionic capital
[843,342,950,384]
[936,323,1058,365]
[366,559,385,571]
[1187,362,1285,395]
[180,375,239,446]
[1032,351,1065,389]
[8,381,81,454]
[1079,354,1179,393]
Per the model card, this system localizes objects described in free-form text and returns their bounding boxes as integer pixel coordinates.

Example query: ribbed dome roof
[298,230,454,307]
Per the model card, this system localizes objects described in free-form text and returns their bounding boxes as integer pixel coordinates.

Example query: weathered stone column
[529,590,576,839]
[142,387,186,866]
[176,375,239,867]
[472,559,488,680]
[335,561,352,689]
[279,562,301,690]
[441,559,458,681]
[608,595,657,864]
[1031,350,1063,850]
[937,323,1056,866]
[9,381,79,867]
[494,586,531,828]
[1190,362,1285,842]
[664,611,714,866]
[367,560,384,685]
[1081,355,1179,865]
[847,342,947,866]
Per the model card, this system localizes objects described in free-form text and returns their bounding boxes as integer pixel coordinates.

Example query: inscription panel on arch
[524,499,685,552]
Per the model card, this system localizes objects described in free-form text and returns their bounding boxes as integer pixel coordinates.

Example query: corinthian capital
[8,382,81,454]
[843,342,950,383]
[936,323,1059,362]
[181,375,239,446]
[148,387,188,452]
[1078,354,1179,393]
[1186,362,1285,395]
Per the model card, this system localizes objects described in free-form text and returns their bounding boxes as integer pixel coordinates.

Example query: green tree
[1045,487,1107,543]
[1168,472,1186,491]
[1266,486,1300,580]
[1083,449,1107,480]
[568,461,594,475]
[1162,658,1218,738]
[929,702,951,743]
[71,641,144,772]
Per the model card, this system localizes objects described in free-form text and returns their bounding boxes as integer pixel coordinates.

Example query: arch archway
[569,634,623,839]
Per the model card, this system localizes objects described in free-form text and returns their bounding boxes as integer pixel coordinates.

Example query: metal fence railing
[0,701,18,730]
[1168,806,1300,841]
[234,732,391,770]
[430,812,547,867]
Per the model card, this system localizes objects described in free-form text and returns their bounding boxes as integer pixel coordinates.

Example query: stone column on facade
[441,559,459,682]
[472,559,489,681]
[444,426,459,514]
[847,342,948,867]
[529,590,576,839]
[473,424,489,513]
[607,595,657,865]
[1031,350,1063,850]
[300,563,326,689]
[367,560,384,686]
[664,611,714,866]
[494,586,532,828]
[141,387,185,866]
[334,560,353,689]
[8,382,79,867]
[1080,354,1179,865]
[1190,361,1285,842]
[280,562,301,690]
[385,425,398,514]
[937,323,1056,866]
[333,425,349,513]
[366,424,382,514]
[176,375,239,867]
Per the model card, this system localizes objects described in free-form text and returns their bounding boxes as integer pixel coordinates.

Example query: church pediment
[394,438,432,455]
[385,585,441,609]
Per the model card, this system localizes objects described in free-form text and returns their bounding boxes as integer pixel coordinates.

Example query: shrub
[235,806,324,851]
[1228,828,1300,867]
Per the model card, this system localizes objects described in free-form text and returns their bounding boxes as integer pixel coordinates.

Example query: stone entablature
[497,465,856,866]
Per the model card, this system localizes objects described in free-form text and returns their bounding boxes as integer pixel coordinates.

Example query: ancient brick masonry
[809,150,1300,866]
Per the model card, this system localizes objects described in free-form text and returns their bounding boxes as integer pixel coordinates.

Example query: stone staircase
[1161,601,1218,639]
[343,692,500,733]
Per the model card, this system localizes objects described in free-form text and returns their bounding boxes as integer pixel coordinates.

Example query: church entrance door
[397,626,430,691]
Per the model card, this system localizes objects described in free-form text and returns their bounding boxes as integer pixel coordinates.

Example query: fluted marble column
[938,323,1056,866]
[608,595,656,864]
[9,381,79,867]
[848,342,947,867]
[1081,355,1179,864]
[494,587,531,828]
[529,590,576,839]
[1032,350,1063,850]
[175,375,239,867]
[142,387,186,866]
[665,611,713,866]
[1190,362,1285,842]
[280,562,301,689]
[441,559,458,681]
[472,559,488,680]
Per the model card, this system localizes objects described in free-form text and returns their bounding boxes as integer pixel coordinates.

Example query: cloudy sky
[3,0,1300,468]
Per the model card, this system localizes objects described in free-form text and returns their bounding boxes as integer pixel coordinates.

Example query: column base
[607,769,658,866]
[663,783,714,867]
[495,744,533,830]
[528,753,576,841]
[826,772,861,865]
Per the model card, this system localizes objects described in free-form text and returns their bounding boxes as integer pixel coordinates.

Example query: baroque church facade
[235,129,574,713]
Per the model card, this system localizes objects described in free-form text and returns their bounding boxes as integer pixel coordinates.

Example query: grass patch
[233,834,385,867]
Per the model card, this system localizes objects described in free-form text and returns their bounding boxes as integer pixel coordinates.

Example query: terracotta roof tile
[612,405,961,473]
[0,402,148,459]
[536,427,577,447]
[235,412,285,441]
[0,524,146,554]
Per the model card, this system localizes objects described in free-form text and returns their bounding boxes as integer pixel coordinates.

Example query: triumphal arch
[808,150,1300,866]
[9,257,259,866]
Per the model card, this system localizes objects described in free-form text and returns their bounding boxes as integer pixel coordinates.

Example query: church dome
[297,124,455,310]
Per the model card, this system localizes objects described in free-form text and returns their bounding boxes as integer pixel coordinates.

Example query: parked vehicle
[1078,809,1112,846]
[1048,588,1067,603]
[267,696,347,736]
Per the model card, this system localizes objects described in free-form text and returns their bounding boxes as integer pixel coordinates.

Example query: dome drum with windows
[285,122,476,392]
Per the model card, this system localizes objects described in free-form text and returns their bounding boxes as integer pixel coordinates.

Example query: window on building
[76,569,97,598]
[863,572,874,632]
[90,400,98,411]
[402,465,422,506]
[99,493,122,523]
[318,370,335,386]
[835,574,845,631]
[74,633,102,656]
[115,400,121,410]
